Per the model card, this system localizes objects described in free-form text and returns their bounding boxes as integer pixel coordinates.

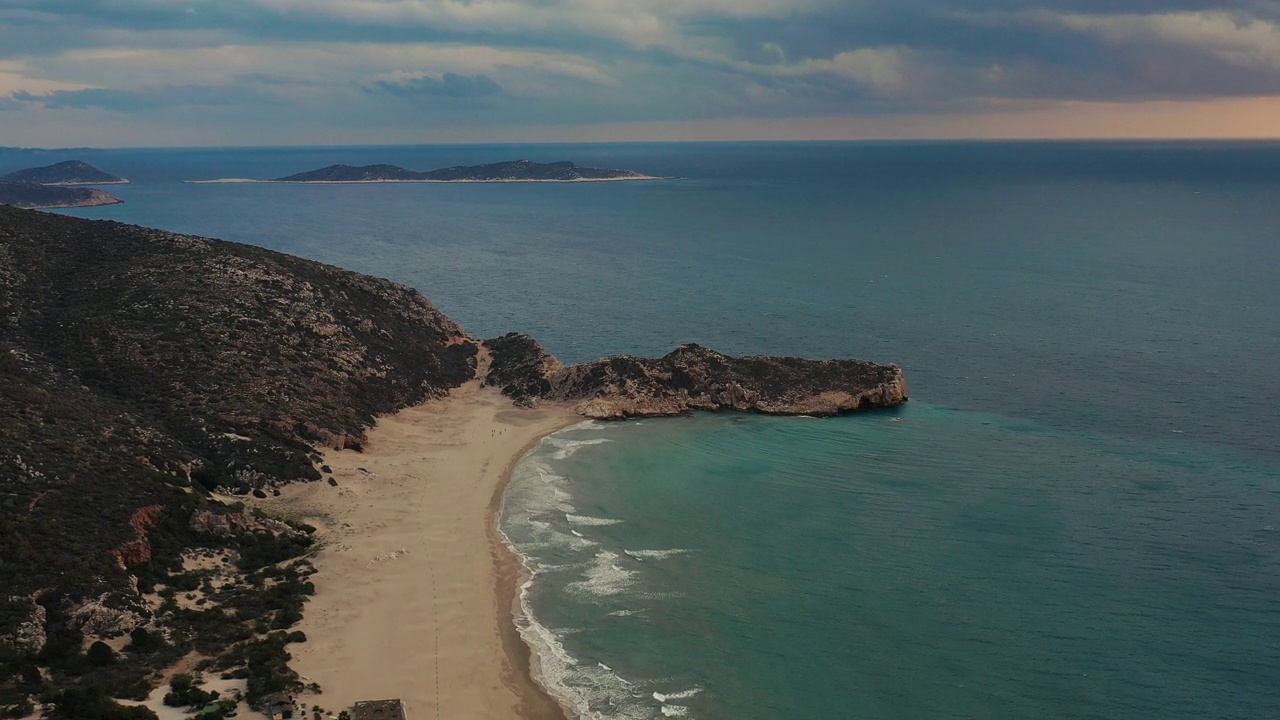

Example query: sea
[7,141,1278,719]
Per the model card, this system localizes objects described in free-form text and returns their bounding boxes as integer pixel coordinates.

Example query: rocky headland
[0,206,903,717]
[0,160,129,185]
[482,332,907,418]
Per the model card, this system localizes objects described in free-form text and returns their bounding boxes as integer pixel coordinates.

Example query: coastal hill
[0,160,129,185]
[0,181,123,209]
[0,207,902,715]
[273,163,424,182]
[271,159,652,183]
[0,206,476,715]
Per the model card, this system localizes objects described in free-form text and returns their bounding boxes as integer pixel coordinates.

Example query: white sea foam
[653,688,702,702]
[624,549,689,561]
[608,609,642,618]
[506,459,576,516]
[635,590,685,600]
[567,514,624,527]
[508,571,662,719]
[568,551,636,597]
[523,527,597,553]
[660,705,689,717]
[546,436,613,460]
[499,430,671,719]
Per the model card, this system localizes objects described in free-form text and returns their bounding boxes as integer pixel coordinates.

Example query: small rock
[327,478,338,487]
[252,489,267,499]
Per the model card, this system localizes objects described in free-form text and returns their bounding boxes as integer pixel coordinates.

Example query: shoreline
[37,180,131,186]
[488,428,577,720]
[22,198,123,209]
[251,379,578,720]
[44,198,122,208]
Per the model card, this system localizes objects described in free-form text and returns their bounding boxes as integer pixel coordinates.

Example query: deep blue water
[9,141,1279,718]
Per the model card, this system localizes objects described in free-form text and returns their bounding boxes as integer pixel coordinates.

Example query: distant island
[0,181,123,208]
[189,159,665,184]
[0,159,129,185]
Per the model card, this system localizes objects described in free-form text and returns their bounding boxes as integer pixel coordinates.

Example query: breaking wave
[568,550,636,597]
[546,436,613,460]
[624,549,689,561]
[567,514,625,526]
[654,688,702,702]
[501,424,701,720]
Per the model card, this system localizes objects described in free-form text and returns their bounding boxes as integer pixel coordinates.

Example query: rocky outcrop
[108,505,164,570]
[190,509,296,539]
[70,598,142,637]
[482,332,565,407]
[11,596,46,653]
[483,333,907,419]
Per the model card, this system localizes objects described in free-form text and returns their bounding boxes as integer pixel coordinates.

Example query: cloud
[3,1,1280,143]
[1059,11,1280,72]
[372,71,503,98]
[11,83,266,111]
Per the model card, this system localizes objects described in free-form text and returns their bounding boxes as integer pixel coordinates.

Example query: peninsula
[0,181,123,208]
[0,159,129,185]
[0,206,903,719]
[189,159,662,184]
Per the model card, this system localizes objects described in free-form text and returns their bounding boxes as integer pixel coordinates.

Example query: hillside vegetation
[0,206,477,715]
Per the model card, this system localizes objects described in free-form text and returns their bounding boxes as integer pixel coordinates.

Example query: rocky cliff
[483,332,907,418]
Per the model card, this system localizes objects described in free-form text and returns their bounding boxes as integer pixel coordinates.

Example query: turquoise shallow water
[11,141,1279,718]
[506,408,1279,719]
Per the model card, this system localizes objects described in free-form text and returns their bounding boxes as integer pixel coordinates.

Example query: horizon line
[7,136,1280,152]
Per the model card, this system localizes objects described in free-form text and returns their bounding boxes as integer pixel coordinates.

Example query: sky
[2,1,1280,146]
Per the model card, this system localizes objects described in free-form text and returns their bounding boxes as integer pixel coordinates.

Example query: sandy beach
[253,371,577,720]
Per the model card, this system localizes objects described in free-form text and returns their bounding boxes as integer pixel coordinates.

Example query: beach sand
[254,373,577,720]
